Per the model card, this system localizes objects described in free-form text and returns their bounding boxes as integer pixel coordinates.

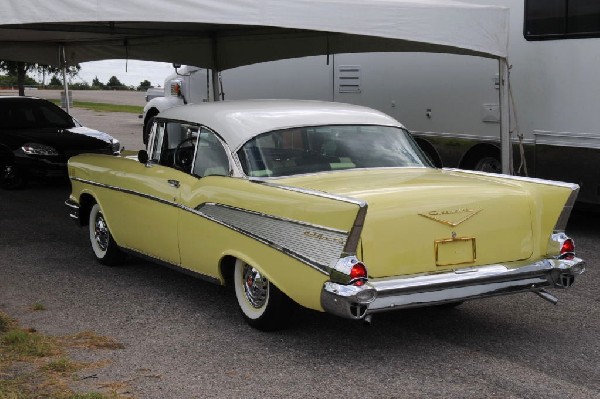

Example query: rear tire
[89,203,124,266]
[143,115,155,145]
[233,259,291,331]
[474,156,501,173]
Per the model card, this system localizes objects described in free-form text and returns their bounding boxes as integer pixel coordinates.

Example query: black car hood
[1,126,113,152]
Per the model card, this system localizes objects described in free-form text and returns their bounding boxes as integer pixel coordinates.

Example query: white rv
[143,0,600,206]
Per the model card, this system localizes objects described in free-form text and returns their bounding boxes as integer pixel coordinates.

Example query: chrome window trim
[153,118,235,177]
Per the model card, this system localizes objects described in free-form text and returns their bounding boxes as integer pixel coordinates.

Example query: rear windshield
[237,125,430,177]
[0,99,76,129]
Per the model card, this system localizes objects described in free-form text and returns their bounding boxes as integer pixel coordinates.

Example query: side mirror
[138,150,149,164]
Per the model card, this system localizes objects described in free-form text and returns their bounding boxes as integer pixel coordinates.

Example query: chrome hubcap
[94,212,109,251]
[242,265,269,309]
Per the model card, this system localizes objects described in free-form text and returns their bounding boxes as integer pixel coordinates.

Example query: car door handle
[167,179,180,188]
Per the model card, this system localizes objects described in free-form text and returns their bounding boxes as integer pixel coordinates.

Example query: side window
[148,121,199,173]
[192,128,230,177]
[525,0,600,40]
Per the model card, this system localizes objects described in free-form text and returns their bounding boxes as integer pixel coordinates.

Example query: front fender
[143,96,185,120]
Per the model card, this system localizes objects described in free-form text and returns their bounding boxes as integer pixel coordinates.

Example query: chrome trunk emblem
[419,208,482,227]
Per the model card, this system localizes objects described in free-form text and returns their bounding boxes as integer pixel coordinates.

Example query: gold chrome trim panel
[195,203,348,274]
[419,208,482,227]
[251,179,367,255]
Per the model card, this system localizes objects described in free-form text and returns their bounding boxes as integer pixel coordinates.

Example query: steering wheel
[173,137,196,171]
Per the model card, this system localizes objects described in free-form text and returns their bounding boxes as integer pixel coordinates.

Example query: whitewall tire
[89,203,124,266]
[233,259,290,331]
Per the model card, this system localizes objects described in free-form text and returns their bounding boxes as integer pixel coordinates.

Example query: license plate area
[435,237,476,266]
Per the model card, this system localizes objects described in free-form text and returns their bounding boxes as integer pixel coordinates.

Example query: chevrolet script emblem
[418,208,482,227]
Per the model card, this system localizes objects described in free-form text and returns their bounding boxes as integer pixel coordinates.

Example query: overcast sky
[72,59,175,87]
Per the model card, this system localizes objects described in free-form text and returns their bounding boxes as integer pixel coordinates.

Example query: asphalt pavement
[0,100,599,398]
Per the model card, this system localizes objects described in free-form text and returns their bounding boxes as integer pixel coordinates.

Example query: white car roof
[157,100,404,150]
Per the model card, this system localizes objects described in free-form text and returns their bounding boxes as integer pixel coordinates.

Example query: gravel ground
[1,187,598,398]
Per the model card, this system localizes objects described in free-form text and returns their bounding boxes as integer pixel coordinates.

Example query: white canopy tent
[0,0,511,172]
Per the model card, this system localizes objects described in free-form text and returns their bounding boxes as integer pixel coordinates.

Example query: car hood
[2,126,113,153]
[275,168,534,277]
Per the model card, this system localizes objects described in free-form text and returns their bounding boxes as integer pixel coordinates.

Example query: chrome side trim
[443,168,580,190]
[194,203,348,274]
[321,257,585,320]
[199,203,347,234]
[71,177,188,210]
[554,186,579,232]
[534,130,600,149]
[70,177,346,274]
[250,179,367,255]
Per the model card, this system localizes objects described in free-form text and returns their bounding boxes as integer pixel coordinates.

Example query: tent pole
[211,69,220,101]
[499,58,511,175]
[60,45,71,115]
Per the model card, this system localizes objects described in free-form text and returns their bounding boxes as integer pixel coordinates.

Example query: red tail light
[560,238,575,258]
[350,262,367,286]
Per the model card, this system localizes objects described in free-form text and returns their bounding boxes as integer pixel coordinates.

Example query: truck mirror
[172,63,182,69]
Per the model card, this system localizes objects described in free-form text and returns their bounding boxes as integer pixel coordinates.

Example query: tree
[106,75,125,89]
[0,61,28,96]
[0,60,80,94]
[137,79,152,91]
[48,76,62,87]
[35,64,80,88]
[91,76,104,89]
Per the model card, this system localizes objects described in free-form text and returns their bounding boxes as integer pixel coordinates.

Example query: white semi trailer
[143,0,600,206]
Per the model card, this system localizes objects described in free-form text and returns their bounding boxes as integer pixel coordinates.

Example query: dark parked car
[0,96,120,188]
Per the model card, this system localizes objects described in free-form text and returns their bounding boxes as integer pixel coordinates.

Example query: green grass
[0,310,128,399]
[73,101,143,114]
[1,329,54,358]
[0,312,12,333]
[43,357,80,373]
[68,393,117,399]
[49,99,143,114]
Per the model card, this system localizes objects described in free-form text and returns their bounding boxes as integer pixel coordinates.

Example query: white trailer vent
[338,65,361,93]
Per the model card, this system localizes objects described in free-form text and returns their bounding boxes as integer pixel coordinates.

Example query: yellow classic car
[66,100,585,331]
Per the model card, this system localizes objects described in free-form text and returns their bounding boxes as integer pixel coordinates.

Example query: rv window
[525,0,600,40]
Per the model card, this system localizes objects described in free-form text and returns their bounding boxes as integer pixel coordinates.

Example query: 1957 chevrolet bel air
[66,100,585,331]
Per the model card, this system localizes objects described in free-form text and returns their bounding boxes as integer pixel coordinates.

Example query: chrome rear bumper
[321,257,585,320]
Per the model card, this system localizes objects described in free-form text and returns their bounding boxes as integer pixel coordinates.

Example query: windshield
[238,125,431,177]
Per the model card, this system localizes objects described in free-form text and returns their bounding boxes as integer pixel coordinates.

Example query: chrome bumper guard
[321,257,585,320]
[65,199,80,224]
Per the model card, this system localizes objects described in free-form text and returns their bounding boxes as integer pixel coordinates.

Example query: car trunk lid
[275,168,534,277]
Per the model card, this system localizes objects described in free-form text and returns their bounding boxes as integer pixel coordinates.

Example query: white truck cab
[142,65,208,144]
